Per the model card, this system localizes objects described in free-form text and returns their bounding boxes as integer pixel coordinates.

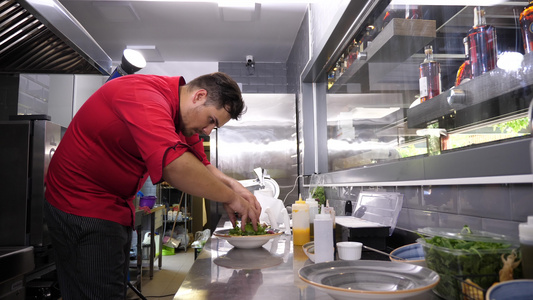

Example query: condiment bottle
[306,197,319,241]
[468,6,497,78]
[292,195,310,246]
[314,206,334,263]
[519,216,533,279]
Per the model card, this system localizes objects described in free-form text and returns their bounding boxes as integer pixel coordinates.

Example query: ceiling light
[126,45,163,62]
[106,49,146,82]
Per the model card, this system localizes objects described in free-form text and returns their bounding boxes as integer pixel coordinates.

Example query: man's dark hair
[187,72,245,120]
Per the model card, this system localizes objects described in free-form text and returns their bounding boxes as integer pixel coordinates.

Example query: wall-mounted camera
[246,55,255,75]
[246,55,254,66]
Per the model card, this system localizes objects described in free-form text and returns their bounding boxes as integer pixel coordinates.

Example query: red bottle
[468,7,498,78]
[456,37,472,86]
[382,5,421,30]
[520,0,533,54]
[419,45,441,102]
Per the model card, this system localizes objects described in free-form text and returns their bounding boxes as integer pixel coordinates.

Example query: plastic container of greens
[416,227,520,300]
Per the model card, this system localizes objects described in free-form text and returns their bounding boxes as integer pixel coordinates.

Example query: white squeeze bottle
[314,205,334,263]
[306,197,319,241]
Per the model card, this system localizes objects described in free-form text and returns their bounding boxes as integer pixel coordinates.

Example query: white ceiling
[57,0,309,63]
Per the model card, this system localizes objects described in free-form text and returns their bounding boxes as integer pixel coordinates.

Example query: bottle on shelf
[338,54,346,77]
[327,69,335,89]
[334,61,342,79]
[359,25,376,53]
[455,37,472,86]
[292,195,310,246]
[520,1,533,54]
[419,45,441,102]
[468,6,498,78]
[346,39,359,68]
[314,205,334,263]
[381,5,422,30]
[404,5,422,20]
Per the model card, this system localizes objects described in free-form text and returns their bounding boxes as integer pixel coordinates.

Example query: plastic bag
[191,229,211,248]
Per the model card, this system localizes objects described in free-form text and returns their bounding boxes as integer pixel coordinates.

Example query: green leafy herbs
[228,222,273,236]
[312,186,326,208]
[420,226,516,300]
[424,235,511,255]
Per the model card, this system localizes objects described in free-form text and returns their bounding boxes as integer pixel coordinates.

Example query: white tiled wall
[320,183,533,238]
[218,62,288,93]
[17,74,50,115]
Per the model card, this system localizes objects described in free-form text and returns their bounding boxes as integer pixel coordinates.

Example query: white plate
[303,241,315,262]
[298,260,439,299]
[214,247,283,269]
[213,228,283,249]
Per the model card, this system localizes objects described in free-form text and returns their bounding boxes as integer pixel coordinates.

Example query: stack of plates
[299,260,439,299]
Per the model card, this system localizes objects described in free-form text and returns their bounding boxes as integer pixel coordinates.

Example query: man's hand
[222,193,260,231]
[206,164,262,220]
[233,183,262,216]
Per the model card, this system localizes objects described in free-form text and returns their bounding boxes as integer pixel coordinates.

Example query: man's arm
[162,152,259,229]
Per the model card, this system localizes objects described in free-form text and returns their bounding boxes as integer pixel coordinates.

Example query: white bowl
[389,243,426,267]
[213,228,282,249]
[486,279,533,300]
[336,241,362,261]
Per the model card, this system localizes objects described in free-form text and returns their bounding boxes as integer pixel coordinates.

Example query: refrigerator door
[0,121,31,246]
[0,120,63,247]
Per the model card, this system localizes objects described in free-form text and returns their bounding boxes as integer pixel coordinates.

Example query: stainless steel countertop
[174,231,443,300]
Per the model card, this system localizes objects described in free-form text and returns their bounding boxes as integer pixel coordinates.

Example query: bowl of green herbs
[417,226,520,300]
[214,222,282,249]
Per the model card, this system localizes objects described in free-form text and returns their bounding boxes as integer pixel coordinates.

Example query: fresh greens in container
[417,226,520,300]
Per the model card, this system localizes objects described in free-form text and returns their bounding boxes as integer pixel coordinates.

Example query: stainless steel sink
[0,246,35,283]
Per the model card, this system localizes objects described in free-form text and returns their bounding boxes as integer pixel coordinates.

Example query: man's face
[180,102,232,137]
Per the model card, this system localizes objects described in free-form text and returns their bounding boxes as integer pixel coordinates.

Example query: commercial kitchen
[1,0,533,299]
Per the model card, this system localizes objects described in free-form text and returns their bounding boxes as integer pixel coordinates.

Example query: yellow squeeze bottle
[292,195,310,246]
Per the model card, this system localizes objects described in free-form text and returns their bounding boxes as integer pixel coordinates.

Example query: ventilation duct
[0,0,111,75]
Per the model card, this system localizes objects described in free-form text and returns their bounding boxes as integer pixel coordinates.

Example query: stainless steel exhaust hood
[0,0,112,75]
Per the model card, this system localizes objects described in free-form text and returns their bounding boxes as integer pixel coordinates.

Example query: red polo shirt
[45,74,209,227]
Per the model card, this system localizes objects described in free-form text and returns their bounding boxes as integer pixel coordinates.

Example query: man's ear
[193,89,208,104]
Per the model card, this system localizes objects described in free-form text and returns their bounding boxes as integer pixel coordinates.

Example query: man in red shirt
[44,72,261,299]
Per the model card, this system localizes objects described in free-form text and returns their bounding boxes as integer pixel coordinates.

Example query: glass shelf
[329,18,436,93]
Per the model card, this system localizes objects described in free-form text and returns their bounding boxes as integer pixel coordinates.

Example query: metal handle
[447,89,467,108]
[362,245,404,260]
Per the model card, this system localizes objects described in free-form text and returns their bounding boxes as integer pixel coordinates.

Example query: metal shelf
[329,18,436,93]
[158,185,192,251]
